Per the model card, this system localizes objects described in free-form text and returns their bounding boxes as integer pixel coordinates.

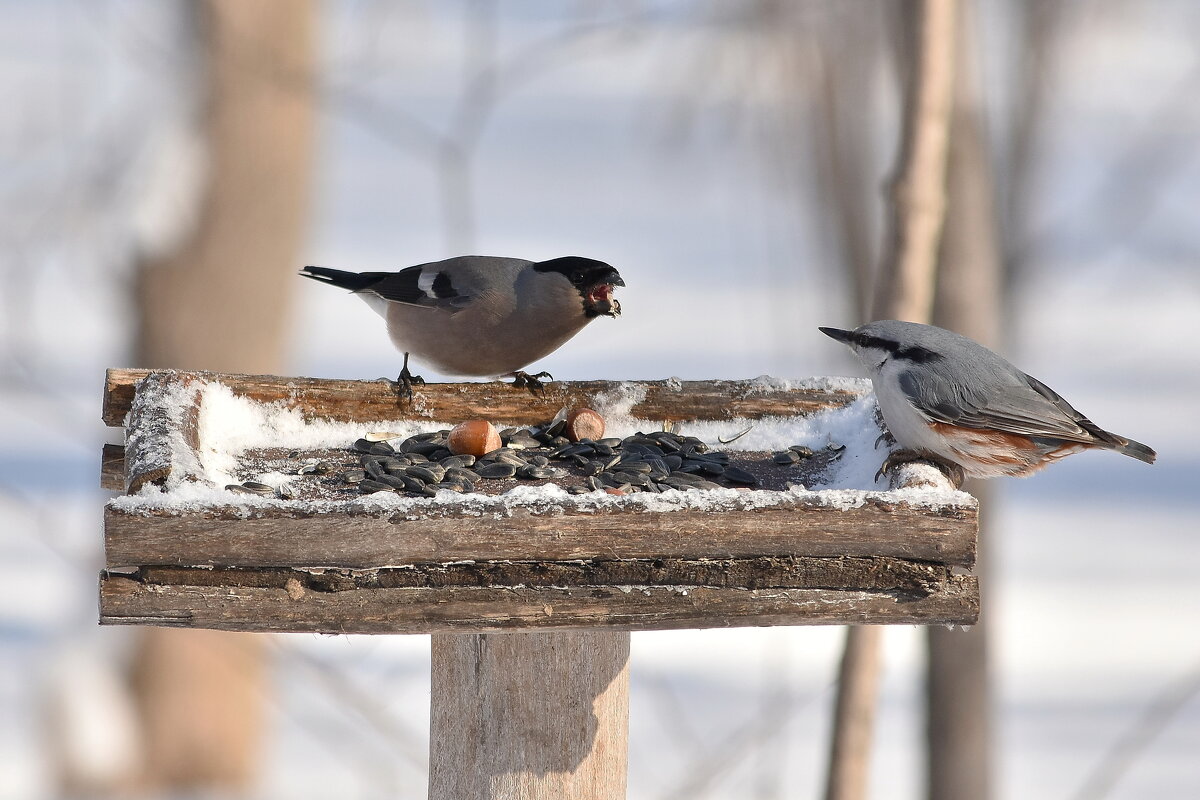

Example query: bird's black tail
[300,266,378,292]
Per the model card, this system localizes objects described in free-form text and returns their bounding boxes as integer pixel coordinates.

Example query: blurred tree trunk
[126,0,314,795]
[824,3,957,800]
[926,3,1001,799]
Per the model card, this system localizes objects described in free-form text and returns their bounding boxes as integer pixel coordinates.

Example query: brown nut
[564,408,605,442]
[448,420,502,457]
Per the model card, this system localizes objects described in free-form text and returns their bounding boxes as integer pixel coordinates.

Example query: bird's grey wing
[897,368,1100,443]
[361,265,474,311]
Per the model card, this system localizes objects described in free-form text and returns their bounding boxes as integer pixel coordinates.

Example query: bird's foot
[874,430,897,449]
[392,360,425,404]
[876,449,965,489]
[509,370,553,397]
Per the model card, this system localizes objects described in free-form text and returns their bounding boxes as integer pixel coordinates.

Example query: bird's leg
[392,353,425,402]
[509,370,554,397]
[876,448,965,489]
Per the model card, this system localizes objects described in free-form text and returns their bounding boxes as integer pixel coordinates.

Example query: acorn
[564,408,605,443]
[448,420,502,457]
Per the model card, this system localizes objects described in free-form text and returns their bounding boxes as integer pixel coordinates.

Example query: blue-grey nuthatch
[820,320,1156,484]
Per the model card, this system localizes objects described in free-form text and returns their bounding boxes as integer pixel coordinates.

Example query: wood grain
[104,498,977,570]
[103,368,859,428]
[101,444,126,492]
[430,631,629,800]
[123,556,957,594]
[99,574,979,633]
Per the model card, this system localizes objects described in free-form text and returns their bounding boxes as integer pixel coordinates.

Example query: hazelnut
[448,420,502,457]
[564,407,605,442]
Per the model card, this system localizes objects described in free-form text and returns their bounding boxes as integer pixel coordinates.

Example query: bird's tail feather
[300,266,376,292]
[1111,436,1157,465]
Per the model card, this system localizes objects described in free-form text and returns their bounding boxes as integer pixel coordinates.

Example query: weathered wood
[101,444,126,491]
[429,631,629,800]
[99,573,979,634]
[104,499,977,570]
[102,368,859,428]
[123,556,956,594]
[122,373,203,495]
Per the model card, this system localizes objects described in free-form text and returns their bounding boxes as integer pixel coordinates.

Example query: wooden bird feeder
[99,368,978,799]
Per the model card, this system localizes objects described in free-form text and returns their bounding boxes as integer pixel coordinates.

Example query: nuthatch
[301,256,623,396]
[820,320,1156,485]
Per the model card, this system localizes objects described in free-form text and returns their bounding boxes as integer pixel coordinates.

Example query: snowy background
[2,1,1198,798]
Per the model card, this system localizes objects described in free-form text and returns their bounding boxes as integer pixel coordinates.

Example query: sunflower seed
[361,457,387,481]
[355,438,395,456]
[358,479,395,494]
[374,474,409,490]
[396,474,428,493]
[774,450,801,464]
[429,482,464,493]
[723,466,759,486]
[407,465,445,484]
[615,459,652,474]
[364,431,405,442]
[789,445,815,457]
[477,462,517,479]
[443,467,478,484]
[552,443,593,459]
[527,454,551,467]
[400,439,444,456]
[568,484,592,494]
[693,480,725,490]
[588,475,605,491]
[612,471,651,487]
[517,464,561,480]
[278,483,297,499]
[440,454,476,469]
[341,468,366,484]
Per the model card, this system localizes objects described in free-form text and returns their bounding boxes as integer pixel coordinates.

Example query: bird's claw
[392,355,425,404]
[875,430,896,449]
[511,370,553,397]
[876,449,965,489]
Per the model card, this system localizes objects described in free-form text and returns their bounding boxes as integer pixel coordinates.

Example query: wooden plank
[98,574,979,633]
[102,368,860,428]
[429,631,629,800]
[122,373,204,494]
[121,556,958,593]
[101,444,125,491]
[104,499,977,570]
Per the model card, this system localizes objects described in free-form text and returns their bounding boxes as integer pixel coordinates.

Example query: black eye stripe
[853,332,941,363]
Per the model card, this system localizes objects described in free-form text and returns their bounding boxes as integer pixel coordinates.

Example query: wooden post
[430,632,630,800]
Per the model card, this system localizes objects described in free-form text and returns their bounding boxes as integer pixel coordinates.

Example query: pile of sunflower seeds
[223,418,838,499]
[346,419,785,497]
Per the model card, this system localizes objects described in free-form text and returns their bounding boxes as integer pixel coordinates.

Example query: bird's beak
[601,269,625,288]
[818,326,855,345]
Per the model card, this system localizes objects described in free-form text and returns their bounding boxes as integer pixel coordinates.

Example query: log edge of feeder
[102,367,864,427]
[103,495,978,570]
[99,573,980,634]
